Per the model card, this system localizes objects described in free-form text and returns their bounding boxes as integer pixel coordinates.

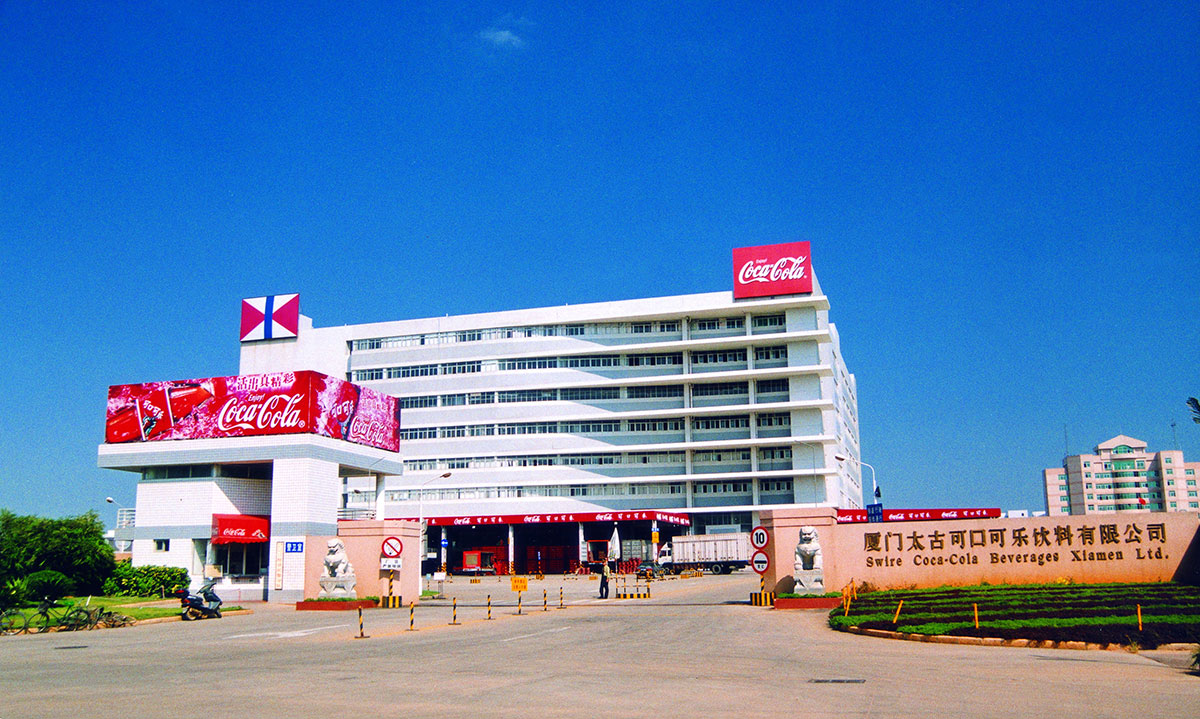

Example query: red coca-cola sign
[836,508,1002,524]
[105,371,400,451]
[420,511,691,527]
[732,241,813,299]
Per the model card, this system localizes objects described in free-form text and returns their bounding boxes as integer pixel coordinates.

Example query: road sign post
[750,526,770,550]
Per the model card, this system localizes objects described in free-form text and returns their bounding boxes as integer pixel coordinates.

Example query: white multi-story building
[103,243,862,583]
[242,282,861,551]
[1043,435,1200,515]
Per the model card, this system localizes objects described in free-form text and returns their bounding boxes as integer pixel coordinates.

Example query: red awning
[211,514,270,544]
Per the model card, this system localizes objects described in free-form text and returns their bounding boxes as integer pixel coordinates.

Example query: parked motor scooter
[173,580,222,620]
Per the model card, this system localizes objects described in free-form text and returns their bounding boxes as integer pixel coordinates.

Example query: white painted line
[224,624,348,640]
[501,627,570,643]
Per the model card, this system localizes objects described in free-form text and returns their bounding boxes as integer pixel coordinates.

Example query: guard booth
[99,371,405,603]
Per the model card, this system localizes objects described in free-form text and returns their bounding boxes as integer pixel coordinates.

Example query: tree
[1189,397,1200,424]
[0,510,116,595]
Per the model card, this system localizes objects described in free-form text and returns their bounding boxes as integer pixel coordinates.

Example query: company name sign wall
[834,512,1199,588]
[105,370,401,451]
[732,241,813,299]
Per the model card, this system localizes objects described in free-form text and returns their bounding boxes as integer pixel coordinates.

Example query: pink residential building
[1043,435,1200,516]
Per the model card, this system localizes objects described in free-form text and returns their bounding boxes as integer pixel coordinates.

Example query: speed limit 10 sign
[750,526,769,550]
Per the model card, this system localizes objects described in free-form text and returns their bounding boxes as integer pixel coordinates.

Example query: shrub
[1,577,29,608]
[102,562,190,597]
[25,570,75,600]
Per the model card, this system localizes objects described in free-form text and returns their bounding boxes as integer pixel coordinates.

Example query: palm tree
[1189,397,1200,424]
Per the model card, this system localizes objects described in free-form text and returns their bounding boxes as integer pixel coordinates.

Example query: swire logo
[737,256,808,285]
[216,394,306,432]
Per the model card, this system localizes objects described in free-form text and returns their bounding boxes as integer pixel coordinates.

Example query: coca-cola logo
[348,419,393,446]
[217,393,306,432]
[221,528,246,537]
[737,256,807,285]
[453,518,472,526]
[594,513,613,521]
[732,242,813,299]
[523,515,542,523]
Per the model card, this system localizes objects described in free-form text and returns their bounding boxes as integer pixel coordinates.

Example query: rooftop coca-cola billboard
[732,241,813,299]
[105,371,400,452]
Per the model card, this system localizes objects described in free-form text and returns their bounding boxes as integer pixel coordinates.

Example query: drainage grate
[809,679,866,684]
[53,645,88,650]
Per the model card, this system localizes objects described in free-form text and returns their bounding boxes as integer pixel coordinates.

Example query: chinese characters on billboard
[732,241,813,299]
[105,371,400,452]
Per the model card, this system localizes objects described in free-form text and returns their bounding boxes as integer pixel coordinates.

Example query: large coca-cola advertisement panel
[732,241,813,299]
[105,371,400,452]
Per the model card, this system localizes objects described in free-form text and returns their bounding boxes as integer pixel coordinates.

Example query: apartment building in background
[1043,435,1200,515]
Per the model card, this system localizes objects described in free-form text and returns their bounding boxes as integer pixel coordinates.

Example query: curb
[133,608,253,625]
[837,625,1199,652]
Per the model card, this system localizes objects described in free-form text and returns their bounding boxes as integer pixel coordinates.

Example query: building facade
[101,243,864,588]
[1043,435,1200,516]
[243,286,862,529]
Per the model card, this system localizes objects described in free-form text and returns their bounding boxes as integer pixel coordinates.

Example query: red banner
[418,511,691,527]
[836,508,1003,524]
[733,241,813,299]
[211,514,270,544]
[105,371,400,451]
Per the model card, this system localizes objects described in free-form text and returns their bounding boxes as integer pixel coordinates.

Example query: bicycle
[1,607,28,635]
[29,597,90,633]
[96,608,135,628]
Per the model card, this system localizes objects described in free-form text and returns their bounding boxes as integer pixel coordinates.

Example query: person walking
[599,560,611,599]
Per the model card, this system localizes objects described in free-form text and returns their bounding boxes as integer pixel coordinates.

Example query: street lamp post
[417,473,451,590]
[105,497,133,552]
[834,454,880,507]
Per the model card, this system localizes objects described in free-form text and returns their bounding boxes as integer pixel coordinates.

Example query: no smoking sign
[381,536,403,558]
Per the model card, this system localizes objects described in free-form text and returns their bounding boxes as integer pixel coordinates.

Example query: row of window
[398,413,793,440]
[1085,479,1196,490]
[351,346,792,382]
[350,315,789,351]
[142,464,271,480]
[402,445,798,471]
[385,477,795,502]
[397,379,791,409]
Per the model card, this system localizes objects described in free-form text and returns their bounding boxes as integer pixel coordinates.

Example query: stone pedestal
[318,575,357,599]
[793,569,824,593]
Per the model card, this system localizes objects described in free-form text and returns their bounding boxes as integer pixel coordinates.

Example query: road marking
[225,624,348,640]
[501,627,569,643]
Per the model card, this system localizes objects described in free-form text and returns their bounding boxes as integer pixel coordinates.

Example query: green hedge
[101,562,191,597]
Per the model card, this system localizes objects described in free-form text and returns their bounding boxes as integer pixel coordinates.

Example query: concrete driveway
[1,573,1196,718]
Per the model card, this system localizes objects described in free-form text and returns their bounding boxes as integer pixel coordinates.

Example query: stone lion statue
[794,526,822,572]
[793,526,824,592]
[323,539,354,578]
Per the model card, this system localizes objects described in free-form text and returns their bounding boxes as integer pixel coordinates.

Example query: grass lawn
[5,595,242,627]
[829,582,1200,649]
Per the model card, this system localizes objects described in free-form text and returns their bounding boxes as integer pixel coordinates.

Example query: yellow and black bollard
[354,607,368,639]
[408,601,416,631]
[558,586,564,609]
[543,589,548,612]
[487,594,493,620]
[517,591,523,615]
[450,597,460,625]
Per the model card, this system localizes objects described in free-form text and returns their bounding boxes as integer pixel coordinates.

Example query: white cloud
[479,28,524,49]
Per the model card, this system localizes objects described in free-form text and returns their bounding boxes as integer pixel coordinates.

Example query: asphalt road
[1,573,1196,719]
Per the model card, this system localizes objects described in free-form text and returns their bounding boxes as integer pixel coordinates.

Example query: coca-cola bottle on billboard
[105,382,214,443]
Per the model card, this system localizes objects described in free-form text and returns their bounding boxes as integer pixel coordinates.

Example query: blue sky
[1,2,1197,527]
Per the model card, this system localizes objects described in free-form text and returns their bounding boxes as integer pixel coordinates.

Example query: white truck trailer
[657,533,751,574]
